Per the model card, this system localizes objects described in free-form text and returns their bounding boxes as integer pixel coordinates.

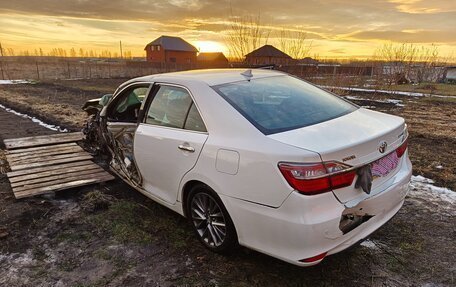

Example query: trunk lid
[268,108,406,203]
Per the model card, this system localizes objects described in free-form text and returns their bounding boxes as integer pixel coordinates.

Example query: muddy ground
[0,79,455,286]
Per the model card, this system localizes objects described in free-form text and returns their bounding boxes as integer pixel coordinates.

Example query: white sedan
[85,69,412,266]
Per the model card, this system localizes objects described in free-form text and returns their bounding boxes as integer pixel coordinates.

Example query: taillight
[299,252,327,263]
[396,139,408,158]
[278,161,356,195]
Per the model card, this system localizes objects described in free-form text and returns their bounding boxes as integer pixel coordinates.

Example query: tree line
[0,46,133,59]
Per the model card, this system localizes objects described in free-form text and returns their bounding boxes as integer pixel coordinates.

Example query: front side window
[213,75,357,134]
[145,86,206,132]
[109,86,149,122]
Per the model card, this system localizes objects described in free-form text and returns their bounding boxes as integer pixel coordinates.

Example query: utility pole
[119,40,123,59]
[0,42,5,80]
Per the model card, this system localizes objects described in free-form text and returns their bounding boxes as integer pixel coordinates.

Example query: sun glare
[194,41,227,54]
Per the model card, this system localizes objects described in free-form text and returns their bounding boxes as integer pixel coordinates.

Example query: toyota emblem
[378,141,388,153]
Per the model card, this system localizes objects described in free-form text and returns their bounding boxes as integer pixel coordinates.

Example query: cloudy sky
[0,0,454,58]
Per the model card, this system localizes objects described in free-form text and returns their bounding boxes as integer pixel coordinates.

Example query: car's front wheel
[187,185,237,253]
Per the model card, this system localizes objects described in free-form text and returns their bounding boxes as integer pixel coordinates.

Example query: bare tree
[7,48,15,56]
[0,42,5,79]
[225,12,270,61]
[279,28,312,60]
[70,47,77,58]
[414,44,443,84]
[374,42,419,85]
[374,42,449,86]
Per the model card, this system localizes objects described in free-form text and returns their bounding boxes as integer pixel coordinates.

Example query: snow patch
[0,80,32,85]
[410,175,456,204]
[0,104,68,132]
[345,95,405,107]
[360,239,378,250]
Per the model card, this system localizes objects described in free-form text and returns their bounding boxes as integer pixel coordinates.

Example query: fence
[0,57,197,80]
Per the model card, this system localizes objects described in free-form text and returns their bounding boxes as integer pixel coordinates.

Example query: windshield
[213,75,357,134]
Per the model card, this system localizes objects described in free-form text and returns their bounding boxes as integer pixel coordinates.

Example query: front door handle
[178,144,195,153]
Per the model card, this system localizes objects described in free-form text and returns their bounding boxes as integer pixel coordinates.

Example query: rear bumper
[221,155,412,266]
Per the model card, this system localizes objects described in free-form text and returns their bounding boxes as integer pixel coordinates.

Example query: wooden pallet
[4,133,115,199]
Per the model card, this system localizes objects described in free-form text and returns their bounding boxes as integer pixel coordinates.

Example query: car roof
[124,68,285,87]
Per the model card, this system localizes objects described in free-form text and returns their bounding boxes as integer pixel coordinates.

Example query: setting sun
[194,40,228,54]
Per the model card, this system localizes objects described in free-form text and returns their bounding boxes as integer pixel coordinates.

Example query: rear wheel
[187,185,237,253]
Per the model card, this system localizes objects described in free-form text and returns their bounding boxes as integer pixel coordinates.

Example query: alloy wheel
[190,193,227,247]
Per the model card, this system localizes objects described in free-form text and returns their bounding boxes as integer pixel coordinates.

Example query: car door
[134,84,208,204]
[103,83,152,186]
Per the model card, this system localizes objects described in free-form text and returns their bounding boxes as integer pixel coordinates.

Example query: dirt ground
[0,79,455,286]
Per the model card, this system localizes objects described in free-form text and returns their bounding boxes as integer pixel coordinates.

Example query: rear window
[213,75,357,134]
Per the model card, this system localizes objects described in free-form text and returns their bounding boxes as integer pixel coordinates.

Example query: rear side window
[213,76,357,134]
[145,85,206,132]
[184,103,206,132]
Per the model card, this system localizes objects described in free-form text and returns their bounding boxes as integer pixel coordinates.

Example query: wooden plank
[3,132,83,144]
[4,132,84,150]
[3,133,83,147]
[5,135,84,150]
[6,142,77,154]
[7,160,95,178]
[10,165,103,185]
[14,175,115,199]
[9,151,90,167]
[13,170,110,192]
[12,170,110,191]
[8,151,89,166]
[7,144,83,158]
[10,155,93,171]
[7,146,84,162]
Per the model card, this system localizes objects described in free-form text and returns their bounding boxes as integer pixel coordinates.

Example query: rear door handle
[178,144,195,153]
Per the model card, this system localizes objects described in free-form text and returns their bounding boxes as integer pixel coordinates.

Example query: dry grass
[81,189,117,212]
[0,150,9,174]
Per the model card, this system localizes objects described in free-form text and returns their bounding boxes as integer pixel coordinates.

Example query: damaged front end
[82,94,142,187]
[81,95,112,155]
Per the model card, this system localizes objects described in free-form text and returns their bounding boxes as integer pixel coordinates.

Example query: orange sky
[0,0,454,59]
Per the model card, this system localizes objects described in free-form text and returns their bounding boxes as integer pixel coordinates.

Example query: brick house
[144,36,198,64]
[245,45,292,66]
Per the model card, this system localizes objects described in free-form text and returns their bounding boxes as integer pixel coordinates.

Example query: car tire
[187,184,238,253]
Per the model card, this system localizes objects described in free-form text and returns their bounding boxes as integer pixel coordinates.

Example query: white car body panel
[102,69,412,266]
[134,124,208,204]
[219,153,411,266]
[268,108,406,203]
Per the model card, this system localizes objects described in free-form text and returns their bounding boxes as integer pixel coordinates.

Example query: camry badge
[378,141,388,154]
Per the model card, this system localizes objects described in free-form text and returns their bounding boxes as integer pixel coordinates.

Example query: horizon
[0,0,455,60]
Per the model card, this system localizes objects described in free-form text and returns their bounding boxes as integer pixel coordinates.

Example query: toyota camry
[82,69,412,266]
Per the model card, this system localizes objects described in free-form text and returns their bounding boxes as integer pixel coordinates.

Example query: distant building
[445,66,456,82]
[383,62,447,83]
[299,57,319,66]
[245,45,292,66]
[144,35,198,64]
[197,52,229,68]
